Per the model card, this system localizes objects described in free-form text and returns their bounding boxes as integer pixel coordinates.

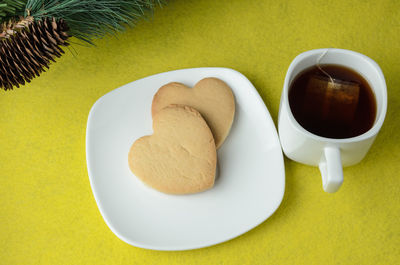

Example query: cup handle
[319,146,343,193]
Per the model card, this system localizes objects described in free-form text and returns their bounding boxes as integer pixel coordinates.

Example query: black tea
[289,64,376,139]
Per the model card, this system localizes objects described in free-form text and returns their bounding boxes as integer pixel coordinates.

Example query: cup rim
[283,48,388,143]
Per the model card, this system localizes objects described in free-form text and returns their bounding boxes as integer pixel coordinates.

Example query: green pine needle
[0,0,27,21]
[25,0,163,44]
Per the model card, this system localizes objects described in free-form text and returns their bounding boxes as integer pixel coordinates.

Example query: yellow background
[1,0,399,264]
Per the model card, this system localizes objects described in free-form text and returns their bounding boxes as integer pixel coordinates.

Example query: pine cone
[0,17,69,90]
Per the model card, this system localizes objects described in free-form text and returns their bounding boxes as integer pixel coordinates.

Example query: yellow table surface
[1,0,399,264]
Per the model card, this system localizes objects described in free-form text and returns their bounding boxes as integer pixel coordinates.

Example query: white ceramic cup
[278,48,387,193]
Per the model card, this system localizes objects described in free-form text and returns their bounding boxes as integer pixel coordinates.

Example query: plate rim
[86,67,285,251]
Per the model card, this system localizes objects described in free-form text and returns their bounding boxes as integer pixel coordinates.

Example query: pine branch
[0,0,165,90]
[26,0,163,44]
[0,0,27,22]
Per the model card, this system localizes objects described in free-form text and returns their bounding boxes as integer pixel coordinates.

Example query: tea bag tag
[303,75,360,125]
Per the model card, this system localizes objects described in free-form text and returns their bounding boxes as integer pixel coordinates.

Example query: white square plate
[86,67,285,250]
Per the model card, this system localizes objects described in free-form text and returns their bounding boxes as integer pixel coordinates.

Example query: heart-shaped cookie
[128,105,217,194]
[152,77,235,149]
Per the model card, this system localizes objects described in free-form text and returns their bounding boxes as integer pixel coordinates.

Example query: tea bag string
[317,49,334,84]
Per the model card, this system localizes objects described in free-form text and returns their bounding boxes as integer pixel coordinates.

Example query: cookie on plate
[128,105,217,194]
[152,77,235,149]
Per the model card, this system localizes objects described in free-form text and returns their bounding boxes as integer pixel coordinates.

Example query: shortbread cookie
[152,77,235,149]
[128,105,217,194]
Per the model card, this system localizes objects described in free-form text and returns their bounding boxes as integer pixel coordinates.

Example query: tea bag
[303,74,360,125]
